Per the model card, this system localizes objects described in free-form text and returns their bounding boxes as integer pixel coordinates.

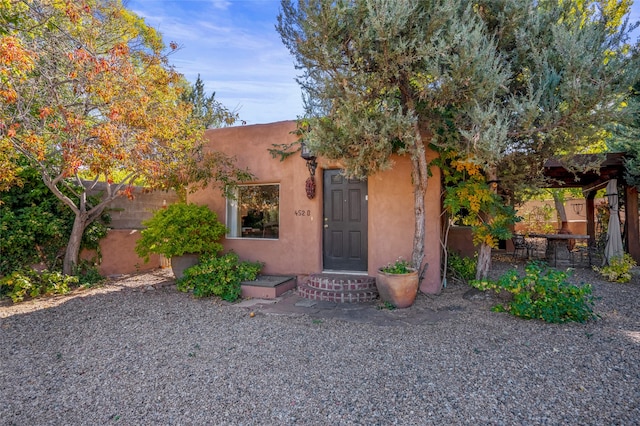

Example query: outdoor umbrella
[604,179,624,265]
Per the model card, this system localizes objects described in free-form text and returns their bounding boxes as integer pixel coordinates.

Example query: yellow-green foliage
[441,154,519,248]
[447,252,477,282]
[379,258,414,274]
[0,269,78,303]
[594,254,637,283]
[472,262,597,323]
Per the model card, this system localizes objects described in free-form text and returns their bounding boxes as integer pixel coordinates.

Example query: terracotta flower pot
[558,221,575,251]
[171,254,200,279]
[375,268,419,308]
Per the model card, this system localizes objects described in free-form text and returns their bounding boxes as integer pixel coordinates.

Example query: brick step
[305,274,377,291]
[298,274,378,303]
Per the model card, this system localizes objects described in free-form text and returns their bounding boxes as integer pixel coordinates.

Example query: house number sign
[294,210,311,216]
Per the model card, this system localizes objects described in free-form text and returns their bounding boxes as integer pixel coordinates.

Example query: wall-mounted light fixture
[301,140,317,199]
[300,140,317,177]
[571,202,584,216]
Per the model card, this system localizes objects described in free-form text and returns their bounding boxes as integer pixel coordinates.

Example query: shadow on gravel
[0,269,175,319]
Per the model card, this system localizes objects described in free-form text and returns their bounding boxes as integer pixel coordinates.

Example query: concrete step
[241,275,296,299]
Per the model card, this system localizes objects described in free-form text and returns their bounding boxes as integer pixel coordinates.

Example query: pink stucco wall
[82,229,164,276]
[367,154,442,294]
[446,226,477,258]
[188,120,443,294]
[188,121,322,277]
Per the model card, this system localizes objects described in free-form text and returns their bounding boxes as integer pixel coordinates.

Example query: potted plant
[376,258,419,308]
[135,203,227,279]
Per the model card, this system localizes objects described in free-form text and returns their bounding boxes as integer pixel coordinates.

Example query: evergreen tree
[182,74,239,129]
[609,80,640,189]
[277,0,639,284]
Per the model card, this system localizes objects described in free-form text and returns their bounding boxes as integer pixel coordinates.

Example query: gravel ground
[1,259,639,425]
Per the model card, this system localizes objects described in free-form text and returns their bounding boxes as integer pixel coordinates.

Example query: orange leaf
[39,107,53,119]
[7,123,19,138]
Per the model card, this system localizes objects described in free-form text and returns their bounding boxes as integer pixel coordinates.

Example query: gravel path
[1,261,639,425]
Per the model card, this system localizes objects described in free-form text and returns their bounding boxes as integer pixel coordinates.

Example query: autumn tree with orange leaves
[0,0,250,275]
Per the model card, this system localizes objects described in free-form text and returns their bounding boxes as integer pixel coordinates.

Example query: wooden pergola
[543,152,640,263]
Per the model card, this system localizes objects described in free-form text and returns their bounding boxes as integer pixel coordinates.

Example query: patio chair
[570,243,589,268]
[512,234,531,260]
[587,239,605,267]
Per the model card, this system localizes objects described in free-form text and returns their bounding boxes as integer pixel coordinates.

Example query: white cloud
[210,0,232,11]
[127,0,303,124]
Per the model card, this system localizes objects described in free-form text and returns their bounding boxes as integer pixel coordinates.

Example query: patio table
[528,233,590,266]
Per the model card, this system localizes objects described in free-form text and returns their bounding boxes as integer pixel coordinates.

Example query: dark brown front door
[323,170,368,271]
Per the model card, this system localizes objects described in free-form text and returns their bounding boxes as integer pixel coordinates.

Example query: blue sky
[127,0,303,125]
[127,0,640,125]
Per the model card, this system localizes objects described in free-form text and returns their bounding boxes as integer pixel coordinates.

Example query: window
[226,184,279,239]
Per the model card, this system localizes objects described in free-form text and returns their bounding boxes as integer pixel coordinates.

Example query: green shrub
[0,160,110,276]
[74,261,106,287]
[135,203,226,260]
[593,253,636,283]
[447,252,477,282]
[0,269,79,303]
[1,163,69,275]
[471,262,597,323]
[379,258,413,274]
[176,252,263,302]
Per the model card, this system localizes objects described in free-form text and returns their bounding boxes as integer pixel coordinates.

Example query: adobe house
[187,120,443,295]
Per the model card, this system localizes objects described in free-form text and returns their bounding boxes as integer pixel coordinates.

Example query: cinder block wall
[90,183,179,229]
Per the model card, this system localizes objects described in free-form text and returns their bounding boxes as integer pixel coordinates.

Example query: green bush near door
[135,203,226,261]
[177,252,263,302]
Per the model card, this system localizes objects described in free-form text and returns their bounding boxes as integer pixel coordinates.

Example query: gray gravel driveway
[1,263,639,425]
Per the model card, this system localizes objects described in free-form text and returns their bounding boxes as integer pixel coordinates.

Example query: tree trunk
[409,125,429,282]
[475,166,499,280]
[476,243,492,280]
[63,212,88,275]
[411,164,426,273]
[552,191,574,249]
[552,191,568,230]
[399,85,430,286]
[41,172,120,276]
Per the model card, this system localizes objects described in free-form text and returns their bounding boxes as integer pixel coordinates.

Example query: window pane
[227,184,279,239]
